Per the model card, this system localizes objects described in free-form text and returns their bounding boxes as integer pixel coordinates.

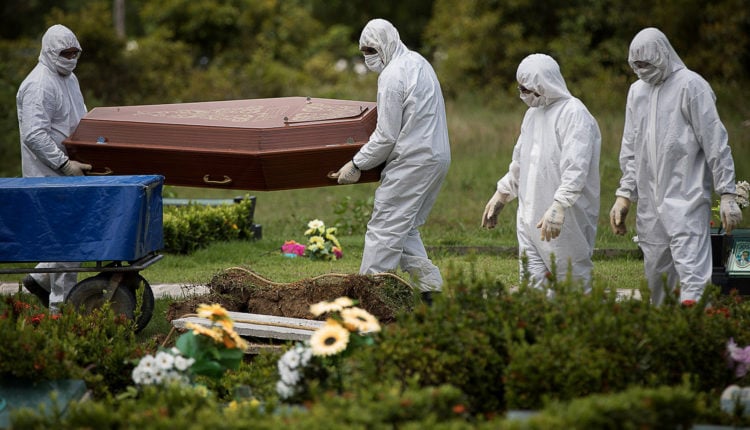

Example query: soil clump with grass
[166,267,415,323]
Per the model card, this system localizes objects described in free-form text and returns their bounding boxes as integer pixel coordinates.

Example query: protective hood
[39,24,81,76]
[359,19,408,69]
[628,27,685,85]
[516,54,571,107]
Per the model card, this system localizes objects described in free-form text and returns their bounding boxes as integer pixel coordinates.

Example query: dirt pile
[166,267,415,324]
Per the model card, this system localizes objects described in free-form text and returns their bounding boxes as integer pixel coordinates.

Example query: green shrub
[361,268,512,413]
[162,197,256,254]
[502,283,747,410]
[504,384,698,430]
[0,294,151,398]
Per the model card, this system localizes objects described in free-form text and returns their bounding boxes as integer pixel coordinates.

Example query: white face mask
[635,64,662,85]
[364,53,384,73]
[55,57,78,76]
[520,92,546,108]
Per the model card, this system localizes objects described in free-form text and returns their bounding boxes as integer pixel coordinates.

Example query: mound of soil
[166,267,415,324]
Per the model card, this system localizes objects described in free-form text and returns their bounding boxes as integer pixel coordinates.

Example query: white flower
[155,351,175,370]
[304,219,326,236]
[280,348,302,369]
[140,372,156,385]
[152,367,166,384]
[276,380,296,399]
[132,366,145,385]
[279,365,301,386]
[138,354,156,371]
[173,355,194,371]
[295,344,312,367]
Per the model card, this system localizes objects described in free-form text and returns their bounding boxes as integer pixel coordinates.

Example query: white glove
[481,191,508,229]
[536,201,565,241]
[332,160,361,185]
[59,159,92,176]
[609,197,631,236]
[720,193,743,234]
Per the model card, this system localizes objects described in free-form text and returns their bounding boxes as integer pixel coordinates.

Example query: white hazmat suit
[17,24,88,309]
[612,28,741,305]
[484,54,601,292]
[334,19,451,295]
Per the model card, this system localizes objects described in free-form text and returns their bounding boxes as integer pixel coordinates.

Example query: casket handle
[87,167,113,176]
[203,174,233,185]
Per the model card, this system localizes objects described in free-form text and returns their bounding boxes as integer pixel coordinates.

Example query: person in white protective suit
[17,24,91,311]
[332,18,451,305]
[482,54,601,293]
[610,27,742,305]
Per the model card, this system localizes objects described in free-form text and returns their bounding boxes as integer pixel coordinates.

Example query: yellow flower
[196,303,231,322]
[222,328,249,351]
[309,297,353,316]
[185,322,223,343]
[305,219,325,236]
[333,297,354,308]
[341,307,381,333]
[309,319,350,356]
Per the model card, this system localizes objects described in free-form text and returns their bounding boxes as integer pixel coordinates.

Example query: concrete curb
[0,283,209,299]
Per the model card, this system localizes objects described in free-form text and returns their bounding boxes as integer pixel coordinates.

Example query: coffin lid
[62,97,382,191]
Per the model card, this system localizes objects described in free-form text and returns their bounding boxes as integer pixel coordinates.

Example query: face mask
[55,57,78,76]
[520,92,546,108]
[635,64,662,85]
[364,53,384,73]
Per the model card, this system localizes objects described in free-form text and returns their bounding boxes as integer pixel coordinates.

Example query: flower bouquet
[281,219,343,261]
[132,303,249,385]
[276,297,380,401]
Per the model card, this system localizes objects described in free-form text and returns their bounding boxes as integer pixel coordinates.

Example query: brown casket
[63,97,381,190]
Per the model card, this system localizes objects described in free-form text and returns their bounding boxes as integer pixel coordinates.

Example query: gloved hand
[536,201,565,241]
[609,197,631,236]
[332,160,361,185]
[481,191,508,229]
[720,193,743,234]
[59,159,92,176]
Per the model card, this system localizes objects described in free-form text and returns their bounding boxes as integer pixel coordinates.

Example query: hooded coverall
[353,19,451,293]
[17,24,87,308]
[495,54,601,291]
[615,28,739,304]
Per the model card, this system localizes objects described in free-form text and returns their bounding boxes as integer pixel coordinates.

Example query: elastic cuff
[58,159,70,170]
[351,159,360,170]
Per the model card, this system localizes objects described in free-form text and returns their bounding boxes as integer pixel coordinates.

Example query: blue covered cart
[0,175,164,330]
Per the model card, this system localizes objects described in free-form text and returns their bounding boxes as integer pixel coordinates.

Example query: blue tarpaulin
[0,175,164,262]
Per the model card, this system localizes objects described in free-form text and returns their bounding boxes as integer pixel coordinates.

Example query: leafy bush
[0,295,151,398]
[503,284,745,410]
[362,269,512,413]
[162,197,257,254]
[9,271,750,427]
[333,195,373,235]
[504,384,698,430]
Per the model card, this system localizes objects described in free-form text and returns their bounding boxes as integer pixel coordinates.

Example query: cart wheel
[119,272,155,332]
[66,273,137,322]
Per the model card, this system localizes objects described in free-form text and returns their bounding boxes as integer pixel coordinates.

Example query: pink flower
[281,240,306,256]
[728,338,750,378]
[332,246,343,260]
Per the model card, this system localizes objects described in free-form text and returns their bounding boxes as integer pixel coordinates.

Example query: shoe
[22,275,50,307]
[420,291,441,306]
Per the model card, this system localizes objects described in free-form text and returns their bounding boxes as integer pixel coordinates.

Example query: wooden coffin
[63,97,381,190]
